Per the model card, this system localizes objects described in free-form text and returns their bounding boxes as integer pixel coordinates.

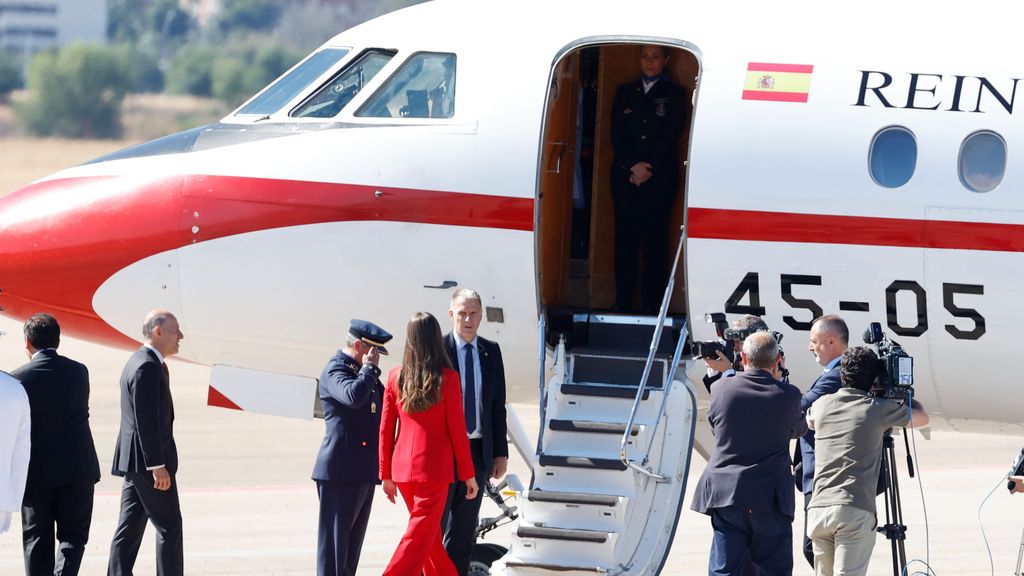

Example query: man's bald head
[743,331,780,370]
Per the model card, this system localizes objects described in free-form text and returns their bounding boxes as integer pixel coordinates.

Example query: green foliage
[166,45,218,97]
[215,0,282,34]
[108,0,194,45]
[111,44,164,93]
[0,50,22,99]
[17,44,131,138]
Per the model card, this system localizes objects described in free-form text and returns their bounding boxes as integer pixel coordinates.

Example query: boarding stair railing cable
[620,225,688,482]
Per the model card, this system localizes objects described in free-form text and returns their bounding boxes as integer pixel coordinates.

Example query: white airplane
[2,1,1023,573]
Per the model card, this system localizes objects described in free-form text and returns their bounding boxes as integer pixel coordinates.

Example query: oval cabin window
[959,130,1006,193]
[869,127,917,188]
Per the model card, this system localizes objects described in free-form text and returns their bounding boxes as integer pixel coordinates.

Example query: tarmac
[1,315,1023,575]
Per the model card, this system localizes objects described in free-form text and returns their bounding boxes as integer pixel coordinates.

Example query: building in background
[0,0,106,57]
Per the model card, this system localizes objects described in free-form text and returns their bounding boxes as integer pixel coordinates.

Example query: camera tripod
[878,428,915,576]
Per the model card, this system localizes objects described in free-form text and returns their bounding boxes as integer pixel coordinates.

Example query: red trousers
[382,481,456,576]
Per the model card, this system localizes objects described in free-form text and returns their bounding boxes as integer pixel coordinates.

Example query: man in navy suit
[107,309,185,576]
[312,319,392,576]
[795,314,848,567]
[691,332,805,576]
[609,44,688,312]
[11,313,100,576]
[442,288,508,576]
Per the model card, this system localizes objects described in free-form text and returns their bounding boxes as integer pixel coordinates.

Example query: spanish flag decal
[742,62,814,102]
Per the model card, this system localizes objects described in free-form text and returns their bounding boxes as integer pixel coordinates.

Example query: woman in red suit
[379,312,478,576]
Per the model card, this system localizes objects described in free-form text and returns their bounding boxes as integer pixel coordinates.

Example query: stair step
[548,419,639,436]
[571,354,665,387]
[560,382,651,400]
[539,454,627,471]
[517,525,610,543]
[571,313,679,355]
[527,490,620,506]
[504,560,607,573]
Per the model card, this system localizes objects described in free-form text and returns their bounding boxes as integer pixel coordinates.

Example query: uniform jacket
[379,367,474,484]
[691,369,805,518]
[111,347,177,476]
[610,77,688,182]
[797,365,842,494]
[0,371,30,513]
[11,349,100,492]
[444,332,508,475]
[312,350,383,484]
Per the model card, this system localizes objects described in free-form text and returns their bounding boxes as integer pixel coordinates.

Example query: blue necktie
[463,344,477,435]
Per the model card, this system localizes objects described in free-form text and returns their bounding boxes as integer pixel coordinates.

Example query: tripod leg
[1015,523,1024,576]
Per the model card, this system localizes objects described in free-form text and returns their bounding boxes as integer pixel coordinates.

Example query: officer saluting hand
[312,319,393,576]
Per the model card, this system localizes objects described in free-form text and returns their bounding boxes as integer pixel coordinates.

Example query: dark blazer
[444,332,508,475]
[610,77,688,183]
[112,347,177,476]
[379,367,475,483]
[691,369,805,518]
[312,351,383,484]
[11,349,100,491]
[796,364,842,493]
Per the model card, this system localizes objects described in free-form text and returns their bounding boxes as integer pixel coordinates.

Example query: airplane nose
[0,173,186,346]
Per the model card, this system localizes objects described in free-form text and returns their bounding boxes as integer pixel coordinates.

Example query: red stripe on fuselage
[688,208,1024,252]
[0,174,533,347]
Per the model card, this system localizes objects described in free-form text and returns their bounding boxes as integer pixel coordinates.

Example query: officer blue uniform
[312,319,392,576]
[610,74,688,312]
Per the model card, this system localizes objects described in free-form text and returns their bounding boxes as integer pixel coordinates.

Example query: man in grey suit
[12,313,100,576]
[107,310,184,576]
[691,332,805,576]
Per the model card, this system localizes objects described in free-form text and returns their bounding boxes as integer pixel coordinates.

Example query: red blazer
[379,367,474,483]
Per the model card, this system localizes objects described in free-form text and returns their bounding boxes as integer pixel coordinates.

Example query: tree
[166,45,218,97]
[215,0,282,35]
[0,50,21,101]
[17,44,131,138]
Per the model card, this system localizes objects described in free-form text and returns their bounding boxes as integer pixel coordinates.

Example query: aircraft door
[538,53,580,309]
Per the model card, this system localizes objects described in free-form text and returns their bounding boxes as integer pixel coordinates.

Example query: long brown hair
[398,312,452,413]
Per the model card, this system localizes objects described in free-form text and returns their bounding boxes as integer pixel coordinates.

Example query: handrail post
[620,226,686,481]
[536,309,548,455]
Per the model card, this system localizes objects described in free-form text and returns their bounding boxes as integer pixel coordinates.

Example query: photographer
[805,347,928,576]
[795,314,849,566]
[691,332,806,575]
[701,314,770,392]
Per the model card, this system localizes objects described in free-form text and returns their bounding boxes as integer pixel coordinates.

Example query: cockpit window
[237,48,350,116]
[356,52,456,119]
[291,49,396,119]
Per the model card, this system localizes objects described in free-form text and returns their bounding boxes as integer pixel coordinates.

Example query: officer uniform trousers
[316,481,375,576]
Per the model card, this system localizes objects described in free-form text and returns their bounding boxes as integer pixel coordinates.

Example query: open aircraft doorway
[493,39,700,575]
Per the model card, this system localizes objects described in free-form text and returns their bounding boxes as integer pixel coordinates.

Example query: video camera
[692,313,787,377]
[862,322,914,399]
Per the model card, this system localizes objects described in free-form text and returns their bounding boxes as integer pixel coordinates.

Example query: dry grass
[0,137,132,195]
[0,92,228,195]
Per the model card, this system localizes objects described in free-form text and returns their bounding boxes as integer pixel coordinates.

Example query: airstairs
[494,235,697,575]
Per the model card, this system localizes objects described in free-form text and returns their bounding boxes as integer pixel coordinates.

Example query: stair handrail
[620,225,686,481]
[536,308,548,455]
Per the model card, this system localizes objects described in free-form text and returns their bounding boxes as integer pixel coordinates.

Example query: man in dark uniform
[610,44,688,312]
[312,319,393,576]
[12,313,101,576]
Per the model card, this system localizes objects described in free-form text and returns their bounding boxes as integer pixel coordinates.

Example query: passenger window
[959,130,1006,193]
[291,49,395,119]
[356,53,456,119]
[869,126,917,188]
[237,48,350,116]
